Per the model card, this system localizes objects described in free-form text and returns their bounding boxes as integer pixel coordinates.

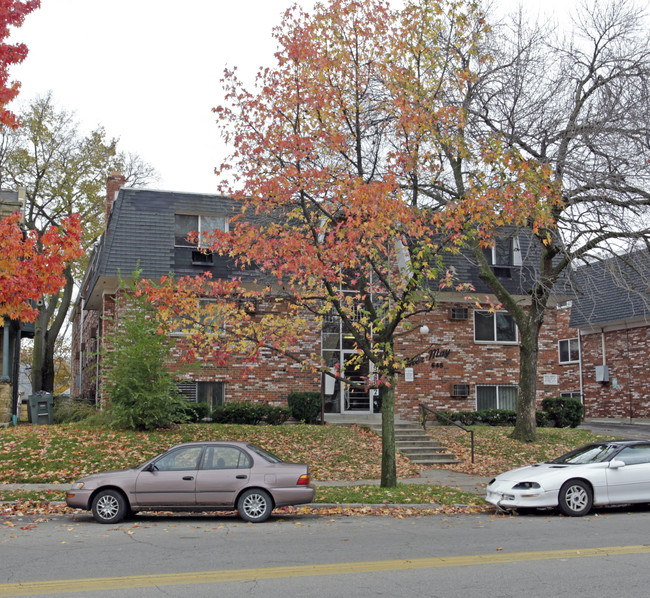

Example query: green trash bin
[28,393,53,425]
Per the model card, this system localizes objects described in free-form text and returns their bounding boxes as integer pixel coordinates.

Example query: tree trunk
[31,268,74,393]
[380,377,397,487]
[511,325,541,442]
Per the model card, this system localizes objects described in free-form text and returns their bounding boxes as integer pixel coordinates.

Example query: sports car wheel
[91,489,128,524]
[237,489,273,523]
[558,479,593,516]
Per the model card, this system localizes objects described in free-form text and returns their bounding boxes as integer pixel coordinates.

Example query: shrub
[53,396,97,424]
[475,409,517,426]
[535,410,553,428]
[211,402,290,425]
[102,273,190,431]
[179,401,211,423]
[263,405,291,426]
[287,391,321,424]
[433,408,557,428]
[541,396,584,428]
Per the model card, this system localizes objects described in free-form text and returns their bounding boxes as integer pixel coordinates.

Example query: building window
[177,381,225,410]
[558,338,580,363]
[483,236,522,265]
[175,214,228,247]
[484,238,512,266]
[560,392,582,399]
[474,310,517,343]
[482,236,521,277]
[477,385,518,410]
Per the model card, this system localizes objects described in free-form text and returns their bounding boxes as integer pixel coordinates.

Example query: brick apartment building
[569,251,650,421]
[70,177,650,423]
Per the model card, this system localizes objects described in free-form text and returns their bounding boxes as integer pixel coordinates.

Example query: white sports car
[486,441,650,516]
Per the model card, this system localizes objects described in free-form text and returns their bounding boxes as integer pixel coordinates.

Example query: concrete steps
[366,422,460,465]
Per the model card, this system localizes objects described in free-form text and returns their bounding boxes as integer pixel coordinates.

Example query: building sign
[543,374,559,386]
[404,368,414,382]
[407,347,452,369]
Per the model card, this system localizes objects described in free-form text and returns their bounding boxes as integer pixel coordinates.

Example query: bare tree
[0,93,157,393]
[468,0,650,440]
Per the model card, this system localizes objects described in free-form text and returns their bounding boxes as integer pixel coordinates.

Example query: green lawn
[0,423,616,507]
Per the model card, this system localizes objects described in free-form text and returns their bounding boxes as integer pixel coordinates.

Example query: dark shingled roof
[569,249,650,329]
[80,188,572,311]
[82,188,247,310]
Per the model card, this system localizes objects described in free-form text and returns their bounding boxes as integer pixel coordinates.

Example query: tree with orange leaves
[0,0,39,128]
[142,0,562,485]
[0,211,83,321]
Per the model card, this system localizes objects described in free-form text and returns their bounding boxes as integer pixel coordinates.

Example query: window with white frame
[482,236,522,266]
[477,385,518,410]
[560,392,581,399]
[558,338,580,364]
[474,310,518,343]
[175,214,229,247]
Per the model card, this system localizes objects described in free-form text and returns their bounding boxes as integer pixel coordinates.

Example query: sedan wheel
[91,489,128,524]
[558,479,593,516]
[237,489,273,523]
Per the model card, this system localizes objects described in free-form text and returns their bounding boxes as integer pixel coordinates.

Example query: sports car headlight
[512,482,541,490]
[70,482,85,490]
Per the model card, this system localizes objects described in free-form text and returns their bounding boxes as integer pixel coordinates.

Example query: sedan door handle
[236,475,247,479]
[182,476,194,481]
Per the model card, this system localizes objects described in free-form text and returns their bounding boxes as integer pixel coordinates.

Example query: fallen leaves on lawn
[423,426,616,477]
[0,423,420,483]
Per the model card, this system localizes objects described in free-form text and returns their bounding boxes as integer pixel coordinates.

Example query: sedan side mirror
[609,459,626,469]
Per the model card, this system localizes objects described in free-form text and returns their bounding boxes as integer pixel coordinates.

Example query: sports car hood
[494,462,575,482]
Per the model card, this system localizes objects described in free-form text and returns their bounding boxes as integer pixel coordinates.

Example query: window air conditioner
[451,384,470,397]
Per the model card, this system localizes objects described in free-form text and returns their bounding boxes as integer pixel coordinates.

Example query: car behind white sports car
[486,440,650,516]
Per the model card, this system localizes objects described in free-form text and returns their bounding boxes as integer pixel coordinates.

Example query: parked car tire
[237,488,273,523]
[558,479,592,516]
[91,489,128,524]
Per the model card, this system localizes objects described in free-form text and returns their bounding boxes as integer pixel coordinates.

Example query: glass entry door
[341,350,370,413]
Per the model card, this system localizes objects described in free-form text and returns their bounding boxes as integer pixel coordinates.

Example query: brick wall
[72,286,648,421]
[394,302,579,421]
[580,325,650,420]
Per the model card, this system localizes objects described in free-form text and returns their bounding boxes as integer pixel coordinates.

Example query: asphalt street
[2,505,650,597]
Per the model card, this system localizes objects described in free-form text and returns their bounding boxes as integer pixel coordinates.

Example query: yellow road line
[2,545,650,596]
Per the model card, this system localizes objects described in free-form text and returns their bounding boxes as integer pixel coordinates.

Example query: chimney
[106,172,126,227]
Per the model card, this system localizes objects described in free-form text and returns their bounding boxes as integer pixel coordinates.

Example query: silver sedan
[66,441,315,523]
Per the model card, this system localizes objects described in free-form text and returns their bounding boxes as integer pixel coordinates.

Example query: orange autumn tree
[0,0,39,128]
[0,211,83,321]
[143,0,558,485]
[0,2,82,321]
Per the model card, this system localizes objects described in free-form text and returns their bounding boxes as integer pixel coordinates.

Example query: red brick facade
[393,300,580,420]
[579,324,650,420]
[72,291,597,421]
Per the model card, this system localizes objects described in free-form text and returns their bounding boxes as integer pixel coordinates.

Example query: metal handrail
[419,403,474,464]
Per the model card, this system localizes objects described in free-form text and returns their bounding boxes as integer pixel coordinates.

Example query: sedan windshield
[551,444,620,464]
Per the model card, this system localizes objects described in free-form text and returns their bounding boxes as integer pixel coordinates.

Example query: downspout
[578,328,584,409]
[78,304,85,397]
[626,327,633,423]
[95,318,101,408]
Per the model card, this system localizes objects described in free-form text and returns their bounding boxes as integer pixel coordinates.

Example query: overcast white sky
[9,0,583,194]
